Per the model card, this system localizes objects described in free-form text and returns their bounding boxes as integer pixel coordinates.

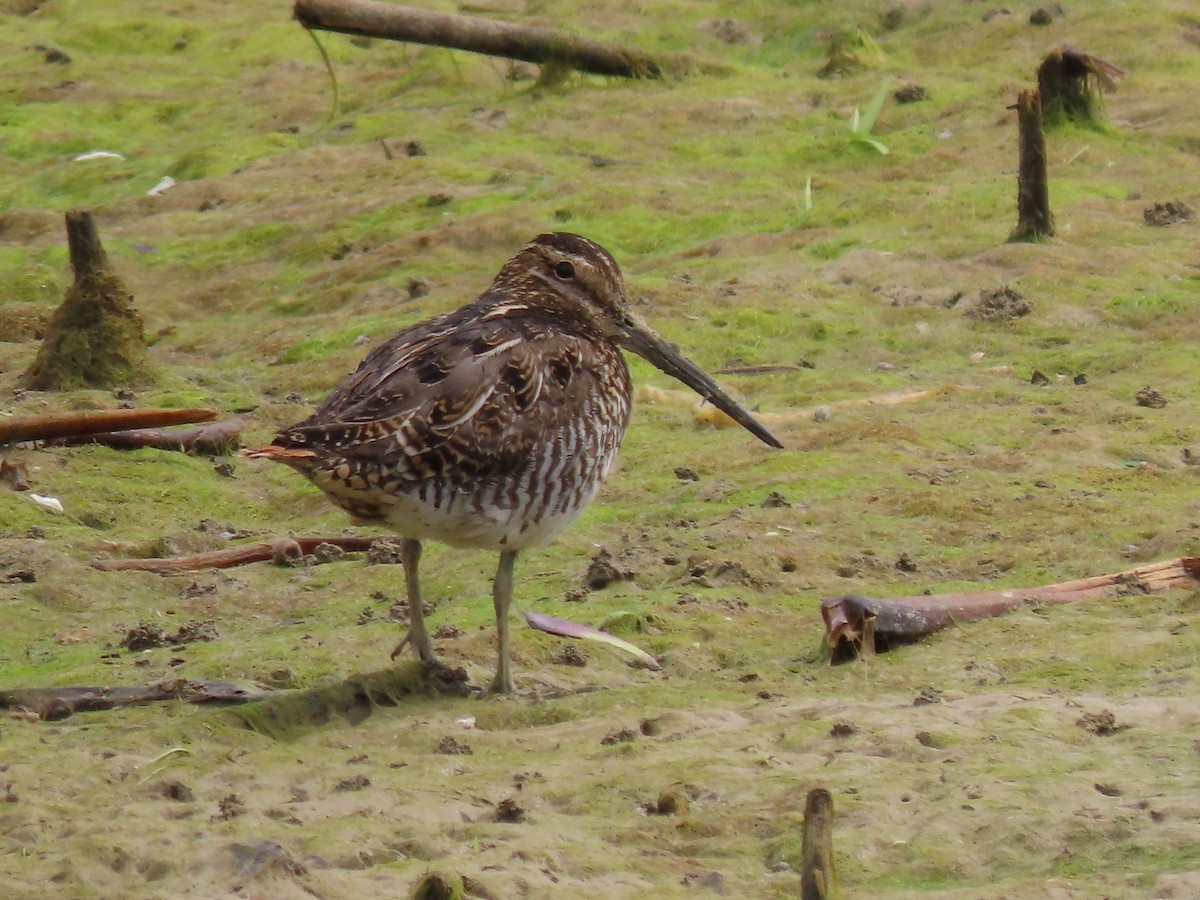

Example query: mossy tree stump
[21,209,151,391]
[1009,89,1055,243]
[1037,45,1123,129]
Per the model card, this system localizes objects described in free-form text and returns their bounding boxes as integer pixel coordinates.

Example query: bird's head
[492,233,782,449]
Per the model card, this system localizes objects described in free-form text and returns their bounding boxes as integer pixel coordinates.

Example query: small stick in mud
[45,417,245,456]
[293,0,728,79]
[1009,89,1054,242]
[822,557,1200,663]
[801,787,837,900]
[0,407,219,445]
[90,535,378,574]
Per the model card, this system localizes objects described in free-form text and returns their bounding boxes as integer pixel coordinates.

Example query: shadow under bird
[248,233,781,693]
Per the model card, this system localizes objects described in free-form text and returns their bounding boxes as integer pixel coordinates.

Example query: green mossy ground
[2,1,1200,897]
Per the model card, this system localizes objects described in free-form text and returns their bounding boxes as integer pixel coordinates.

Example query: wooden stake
[801,788,836,900]
[293,0,728,79]
[1009,89,1054,242]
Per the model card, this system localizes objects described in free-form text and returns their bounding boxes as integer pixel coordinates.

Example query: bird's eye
[554,261,575,280]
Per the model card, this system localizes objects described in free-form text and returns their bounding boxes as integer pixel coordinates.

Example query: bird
[248,233,781,694]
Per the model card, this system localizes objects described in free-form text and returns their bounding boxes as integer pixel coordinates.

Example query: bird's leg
[390,538,437,665]
[487,550,519,695]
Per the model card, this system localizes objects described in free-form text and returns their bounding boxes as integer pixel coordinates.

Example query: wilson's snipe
[249,233,781,693]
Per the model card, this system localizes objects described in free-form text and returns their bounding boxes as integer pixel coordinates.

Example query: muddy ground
[2,0,1200,897]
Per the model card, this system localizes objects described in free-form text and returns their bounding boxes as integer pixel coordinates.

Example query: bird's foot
[482,668,515,697]
[389,630,438,665]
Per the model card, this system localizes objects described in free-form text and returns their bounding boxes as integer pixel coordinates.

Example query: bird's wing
[272,310,623,483]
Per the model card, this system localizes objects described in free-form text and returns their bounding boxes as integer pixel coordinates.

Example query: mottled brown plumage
[249,233,780,693]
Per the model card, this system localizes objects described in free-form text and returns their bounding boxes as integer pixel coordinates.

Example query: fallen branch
[0,407,218,445]
[821,557,1200,663]
[2,663,470,726]
[46,417,245,455]
[293,0,727,79]
[1,680,271,721]
[90,535,378,573]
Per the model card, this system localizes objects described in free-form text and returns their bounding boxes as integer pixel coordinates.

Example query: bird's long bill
[619,314,784,448]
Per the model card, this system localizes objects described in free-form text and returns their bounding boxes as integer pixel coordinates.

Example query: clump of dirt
[584,548,634,591]
[1029,4,1065,25]
[333,775,370,792]
[1,458,30,491]
[647,787,690,816]
[965,286,1031,321]
[894,83,929,104]
[120,622,167,651]
[493,797,525,823]
[1135,386,1168,409]
[1143,201,1195,226]
[1077,709,1131,736]
[684,556,756,588]
[434,736,472,755]
[761,490,791,508]
[214,793,246,821]
[830,721,857,737]
[553,644,587,667]
[366,537,406,565]
[120,620,217,651]
[601,727,637,746]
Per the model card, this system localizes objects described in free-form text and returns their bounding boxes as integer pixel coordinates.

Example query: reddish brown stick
[46,417,245,455]
[1,408,218,444]
[91,536,379,574]
[822,557,1200,663]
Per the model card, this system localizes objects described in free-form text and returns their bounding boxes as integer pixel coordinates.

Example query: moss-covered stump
[20,209,151,390]
[1036,46,1123,130]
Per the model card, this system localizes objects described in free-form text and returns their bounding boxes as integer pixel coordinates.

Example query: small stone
[812,405,832,422]
[213,460,236,478]
[26,526,45,539]
[1030,370,1050,386]
[1073,373,1087,385]
[913,687,942,706]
